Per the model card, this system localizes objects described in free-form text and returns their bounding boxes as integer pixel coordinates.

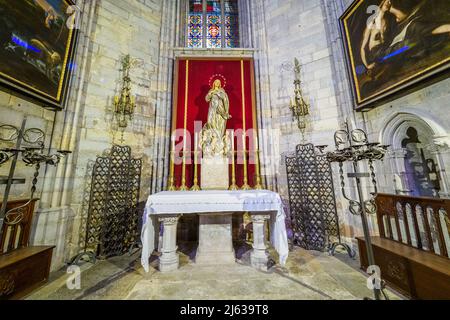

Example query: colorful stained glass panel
[188,0,203,48]
[206,0,221,13]
[187,0,239,48]
[206,1,222,48]
[224,0,239,48]
[191,0,203,12]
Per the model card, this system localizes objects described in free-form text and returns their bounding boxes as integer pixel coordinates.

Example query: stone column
[248,0,279,191]
[151,0,178,193]
[429,140,450,199]
[250,213,271,271]
[388,148,411,195]
[158,215,180,272]
[196,213,235,265]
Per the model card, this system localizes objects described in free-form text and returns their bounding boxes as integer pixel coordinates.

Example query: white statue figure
[201,79,232,157]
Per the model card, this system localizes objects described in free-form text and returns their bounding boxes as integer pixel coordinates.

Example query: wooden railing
[375,193,450,258]
[0,199,38,254]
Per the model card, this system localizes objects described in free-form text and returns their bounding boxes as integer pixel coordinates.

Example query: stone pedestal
[196,213,236,265]
[201,156,229,190]
[250,213,271,271]
[158,215,180,272]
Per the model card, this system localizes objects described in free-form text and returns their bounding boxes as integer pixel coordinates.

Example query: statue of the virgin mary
[201,79,232,156]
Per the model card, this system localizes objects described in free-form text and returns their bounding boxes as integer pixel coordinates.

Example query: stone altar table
[141,190,289,273]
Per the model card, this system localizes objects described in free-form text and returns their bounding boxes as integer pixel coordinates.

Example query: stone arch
[380,110,447,149]
[379,110,449,197]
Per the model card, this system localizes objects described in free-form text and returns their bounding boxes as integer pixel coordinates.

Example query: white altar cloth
[141,190,289,272]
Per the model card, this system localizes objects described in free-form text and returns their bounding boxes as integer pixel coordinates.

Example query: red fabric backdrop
[172,58,257,189]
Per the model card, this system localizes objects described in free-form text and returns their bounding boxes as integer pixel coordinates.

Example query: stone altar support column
[196,213,236,265]
[158,215,180,272]
[250,213,271,271]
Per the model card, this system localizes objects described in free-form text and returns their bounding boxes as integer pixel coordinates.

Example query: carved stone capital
[387,148,407,159]
[158,215,180,225]
[432,137,450,150]
[251,214,271,223]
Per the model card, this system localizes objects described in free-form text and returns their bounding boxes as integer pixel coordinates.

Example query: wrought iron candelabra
[326,121,389,300]
[0,118,71,236]
[313,145,356,259]
[289,58,310,141]
[113,54,136,143]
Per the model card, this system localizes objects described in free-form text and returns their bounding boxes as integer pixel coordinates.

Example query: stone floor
[27,243,403,300]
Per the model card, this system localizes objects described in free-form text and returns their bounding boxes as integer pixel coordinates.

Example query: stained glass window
[224,0,239,48]
[206,0,222,48]
[188,0,203,48]
[187,0,240,48]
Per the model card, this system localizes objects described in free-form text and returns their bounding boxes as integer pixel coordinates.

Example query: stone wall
[258,0,450,245]
[0,0,164,270]
[252,0,349,242]
[64,0,163,266]
[259,0,341,184]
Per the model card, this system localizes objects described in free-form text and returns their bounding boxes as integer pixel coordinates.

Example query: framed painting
[0,0,78,109]
[340,0,450,110]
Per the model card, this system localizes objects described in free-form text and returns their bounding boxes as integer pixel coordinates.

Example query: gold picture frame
[0,0,78,109]
[340,0,450,110]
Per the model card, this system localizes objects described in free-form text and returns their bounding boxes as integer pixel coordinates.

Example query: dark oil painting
[0,0,76,108]
[341,0,450,108]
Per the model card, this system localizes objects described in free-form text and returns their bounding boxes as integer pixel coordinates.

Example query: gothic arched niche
[381,112,444,198]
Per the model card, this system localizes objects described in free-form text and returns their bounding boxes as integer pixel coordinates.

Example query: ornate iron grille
[286,143,339,251]
[285,155,306,248]
[82,145,142,260]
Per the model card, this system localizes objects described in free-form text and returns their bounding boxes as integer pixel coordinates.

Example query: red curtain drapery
[171,58,258,189]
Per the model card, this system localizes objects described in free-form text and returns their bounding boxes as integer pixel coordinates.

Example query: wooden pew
[0,199,54,300]
[357,193,450,299]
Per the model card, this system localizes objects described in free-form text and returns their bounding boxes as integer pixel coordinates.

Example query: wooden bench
[0,246,54,300]
[0,199,54,300]
[357,193,450,299]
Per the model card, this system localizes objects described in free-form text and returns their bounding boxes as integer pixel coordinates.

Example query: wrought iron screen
[85,145,142,259]
[286,155,306,247]
[286,144,339,251]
